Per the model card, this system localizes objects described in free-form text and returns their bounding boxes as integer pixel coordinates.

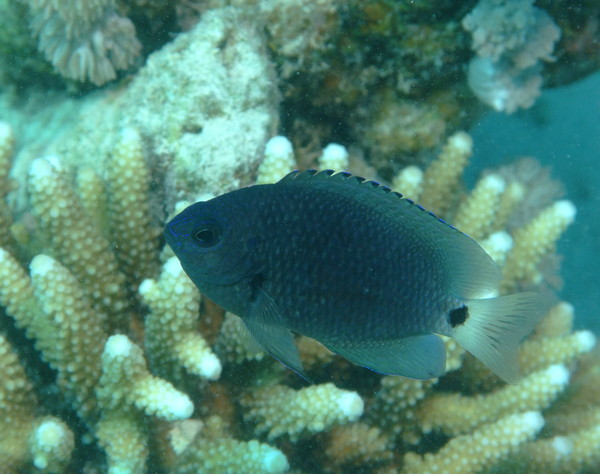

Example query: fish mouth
[163,224,182,249]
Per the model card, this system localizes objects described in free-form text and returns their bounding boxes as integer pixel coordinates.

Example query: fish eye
[193,224,222,248]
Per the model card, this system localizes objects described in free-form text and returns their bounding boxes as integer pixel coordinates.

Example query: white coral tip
[551,436,573,457]
[119,126,141,144]
[29,157,56,179]
[265,136,293,159]
[488,231,513,252]
[483,174,505,192]
[449,132,473,153]
[546,364,570,386]
[262,448,289,473]
[138,278,156,298]
[29,254,56,277]
[521,411,545,432]
[200,353,222,380]
[554,200,576,222]
[169,392,194,419]
[33,419,70,468]
[164,256,183,276]
[400,166,423,184]
[105,334,134,357]
[321,143,348,161]
[337,392,364,419]
[576,330,596,351]
[0,121,13,141]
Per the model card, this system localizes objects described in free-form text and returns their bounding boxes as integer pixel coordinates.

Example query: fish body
[165,170,541,382]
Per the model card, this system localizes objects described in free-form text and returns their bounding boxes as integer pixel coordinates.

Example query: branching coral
[0,108,598,474]
[27,156,130,330]
[0,333,74,472]
[403,411,545,474]
[140,257,222,382]
[242,383,364,441]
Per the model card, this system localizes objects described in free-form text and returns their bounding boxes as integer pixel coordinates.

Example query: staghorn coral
[0,84,599,474]
[318,143,350,171]
[174,434,289,473]
[0,333,74,472]
[416,364,570,436]
[140,257,222,382]
[501,200,577,293]
[242,383,364,441]
[403,411,545,473]
[27,156,130,331]
[106,127,160,284]
[256,135,296,185]
[418,131,473,216]
[97,334,193,421]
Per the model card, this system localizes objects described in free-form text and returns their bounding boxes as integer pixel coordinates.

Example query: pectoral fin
[325,334,446,380]
[244,288,309,381]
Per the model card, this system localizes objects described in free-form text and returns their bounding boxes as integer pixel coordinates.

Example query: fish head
[164,193,258,288]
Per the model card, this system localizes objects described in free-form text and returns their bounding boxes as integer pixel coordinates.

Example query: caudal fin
[451,292,545,384]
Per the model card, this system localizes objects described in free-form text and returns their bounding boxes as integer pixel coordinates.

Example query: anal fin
[325,334,446,380]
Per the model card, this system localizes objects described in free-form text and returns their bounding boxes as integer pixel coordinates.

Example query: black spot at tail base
[449,305,469,327]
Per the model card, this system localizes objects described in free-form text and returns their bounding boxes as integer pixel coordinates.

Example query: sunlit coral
[0,10,598,468]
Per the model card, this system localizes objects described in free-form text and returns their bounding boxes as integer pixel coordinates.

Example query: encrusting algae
[0,119,598,473]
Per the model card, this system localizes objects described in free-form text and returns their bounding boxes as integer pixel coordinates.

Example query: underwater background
[0,0,599,472]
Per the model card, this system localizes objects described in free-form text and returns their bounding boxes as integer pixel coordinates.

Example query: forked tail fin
[451,292,545,383]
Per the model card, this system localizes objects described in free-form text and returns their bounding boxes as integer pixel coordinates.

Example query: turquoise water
[470,71,600,334]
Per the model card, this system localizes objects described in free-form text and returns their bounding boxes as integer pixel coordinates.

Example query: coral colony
[0,1,598,472]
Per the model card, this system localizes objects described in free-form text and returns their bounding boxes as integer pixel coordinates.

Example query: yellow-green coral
[175,437,289,473]
[453,173,505,240]
[0,332,37,470]
[76,167,109,233]
[96,409,148,474]
[0,121,15,251]
[27,156,129,329]
[0,333,75,472]
[501,199,576,292]
[97,334,194,421]
[0,247,38,330]
[0,118,597,473]
[419,131,472,215]
[318,143,350,171]
[256,136,296,184]
[242,383,364,440]
[403,411,545,474]
[140,257,222,382]
[106,127,160,283]
[417,364,570,436]
[29,254,106,419]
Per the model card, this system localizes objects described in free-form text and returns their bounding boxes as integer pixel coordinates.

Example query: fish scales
[166,170,543,383]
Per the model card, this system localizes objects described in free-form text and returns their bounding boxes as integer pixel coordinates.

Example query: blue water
[469,71,600,333]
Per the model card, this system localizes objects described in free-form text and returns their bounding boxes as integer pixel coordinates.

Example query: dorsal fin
[276,169,501,299]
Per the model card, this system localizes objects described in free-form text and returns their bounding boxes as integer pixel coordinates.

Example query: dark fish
[165,170,542,383]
